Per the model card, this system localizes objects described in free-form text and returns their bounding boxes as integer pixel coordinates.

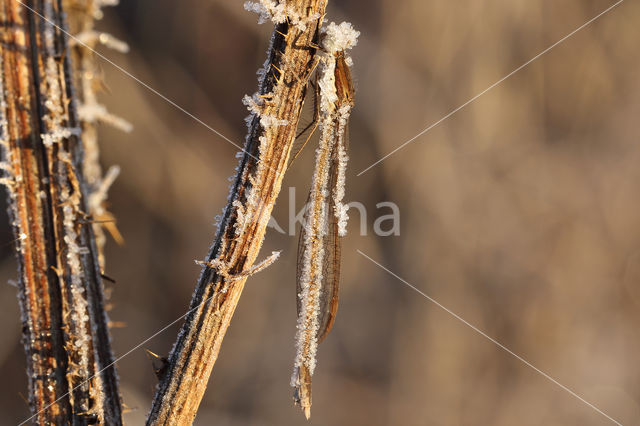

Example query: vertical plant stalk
[147,1,328,423]
[64,0,130,269]
[0,0,121,424]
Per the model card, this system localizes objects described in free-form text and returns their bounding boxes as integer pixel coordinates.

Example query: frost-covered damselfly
[291,22,358,419]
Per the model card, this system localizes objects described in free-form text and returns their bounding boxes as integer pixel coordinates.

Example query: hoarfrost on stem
[244,0,320,30]
[242,93,289,129]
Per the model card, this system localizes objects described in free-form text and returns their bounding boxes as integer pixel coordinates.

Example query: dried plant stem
[64,0,130,269]
[147,1,328,423]
[0,0,121,424]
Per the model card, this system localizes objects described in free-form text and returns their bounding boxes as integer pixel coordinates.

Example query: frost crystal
[41,127,82,147]
[321,22,360,55]
[333,107,351,236]
[318,55,338,116]
[243,93,288,128]
[244,1,319,29]
[256,56,271,83]
[200,250,281,282]
[244,0,286,24]
[57,150,93,401]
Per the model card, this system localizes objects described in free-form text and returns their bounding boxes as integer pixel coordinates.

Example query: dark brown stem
[146,1,328,423]
[0,0,121,423]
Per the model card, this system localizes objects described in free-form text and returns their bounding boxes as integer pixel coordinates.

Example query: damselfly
[291,22,358,419]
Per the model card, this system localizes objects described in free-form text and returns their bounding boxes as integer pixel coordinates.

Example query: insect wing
[288,77,320,170]
[317,138,342,343]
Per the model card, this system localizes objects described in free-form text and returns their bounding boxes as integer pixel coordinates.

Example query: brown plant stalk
[63,0,130,269]
[147,1,329,423]
[0,0,121,423]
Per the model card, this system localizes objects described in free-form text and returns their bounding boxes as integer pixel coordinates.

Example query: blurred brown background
[2,0,640,424]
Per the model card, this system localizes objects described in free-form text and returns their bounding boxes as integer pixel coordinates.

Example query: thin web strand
[357,0,625,176]
[357,250,622,426]
[18,292,218,425]
[16,1,262,166]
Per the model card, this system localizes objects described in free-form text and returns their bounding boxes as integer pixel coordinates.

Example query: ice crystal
[41,127,82,147]
[317,56,338,116]
[244,0,285,24]
[199,251,281,282]
[256,56,271,83]
[242,93,288,128]
[57,150,93,394]
[333,108,350,237]
[0,178,14,188]
[321,22,360,55]
[232,199,246,237]
[244,0,318,29]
